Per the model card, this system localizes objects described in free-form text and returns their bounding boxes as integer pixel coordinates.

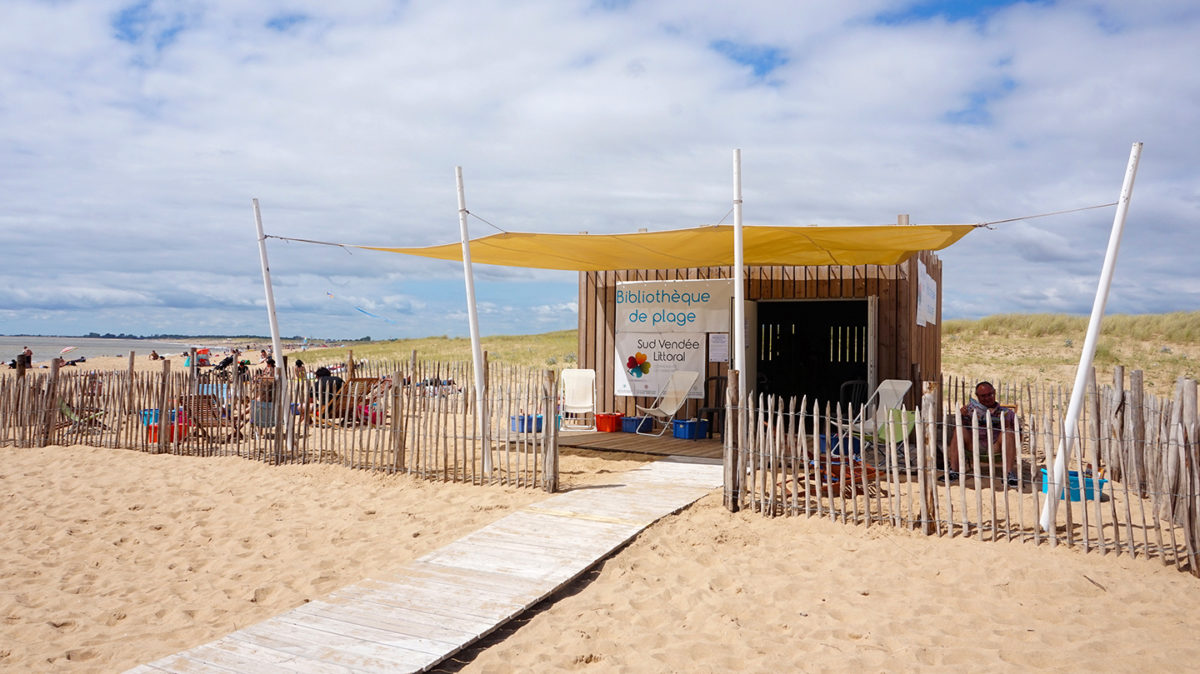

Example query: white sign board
[616,279,733,333]
[917,259,938,326]
[613,333,706,398]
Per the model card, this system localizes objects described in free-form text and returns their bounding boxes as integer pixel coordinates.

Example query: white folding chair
[635,370,700,437]
[833,379,914,465]
[559,368,597,431]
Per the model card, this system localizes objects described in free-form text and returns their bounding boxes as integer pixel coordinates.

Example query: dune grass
[943,311,1200,342]
[941,312,1199,397]
[295,330,577,371]
[295,313,1198,398]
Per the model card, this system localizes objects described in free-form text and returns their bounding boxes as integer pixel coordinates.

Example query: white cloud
[2,0,1197,338]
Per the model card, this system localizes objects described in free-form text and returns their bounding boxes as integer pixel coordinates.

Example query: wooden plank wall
[578,253,944,419]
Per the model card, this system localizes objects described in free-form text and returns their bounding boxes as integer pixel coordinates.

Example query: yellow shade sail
[354,224,974,271]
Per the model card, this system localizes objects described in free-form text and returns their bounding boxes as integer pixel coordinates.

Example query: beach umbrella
[60,346,77,355]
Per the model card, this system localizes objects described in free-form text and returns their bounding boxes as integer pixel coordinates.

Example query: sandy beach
[5,354,1200,672]
[3,443,1199,672]
[0,444,653,671]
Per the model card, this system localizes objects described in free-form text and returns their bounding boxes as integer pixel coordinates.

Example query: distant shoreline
[0,334,281,341]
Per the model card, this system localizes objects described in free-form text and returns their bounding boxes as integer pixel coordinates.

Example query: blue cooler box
[1041,468,1107,501]
[818,433,862,458]
[621,416,652,433]
[672,419,709,439]
[140,409,180,425]
[509,414,544,432]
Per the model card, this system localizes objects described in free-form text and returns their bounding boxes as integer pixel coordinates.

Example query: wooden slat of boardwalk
[130,457,722,674]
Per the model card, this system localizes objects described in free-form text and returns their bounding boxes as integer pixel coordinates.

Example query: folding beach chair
[833,379,915,469]
[315,377,383,427]
[354,376,395,425]
[180,393,240,442]
[56,398,106,435]
[559,368,597,431]
[635,370,699,437]
[834,379,912,441]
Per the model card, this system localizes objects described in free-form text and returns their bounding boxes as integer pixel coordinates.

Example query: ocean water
[0,336,226,366]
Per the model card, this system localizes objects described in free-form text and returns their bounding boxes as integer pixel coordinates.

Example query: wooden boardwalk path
[129,457,723,673]
[558,429,723,460]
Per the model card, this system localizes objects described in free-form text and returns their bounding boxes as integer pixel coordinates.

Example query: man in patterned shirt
[943,381,1019,487]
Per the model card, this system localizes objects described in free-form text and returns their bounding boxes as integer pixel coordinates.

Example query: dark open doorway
[756,299,871,407]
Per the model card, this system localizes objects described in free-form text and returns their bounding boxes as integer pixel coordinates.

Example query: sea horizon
[0,336,250,366]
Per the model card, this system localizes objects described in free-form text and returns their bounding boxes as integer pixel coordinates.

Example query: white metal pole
[252,198,293,452]
[732,149,746,374]
[457,167,491,474]
[1039,142,1142,531]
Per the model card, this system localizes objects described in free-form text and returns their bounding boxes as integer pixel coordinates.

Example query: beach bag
[357,405,382,425]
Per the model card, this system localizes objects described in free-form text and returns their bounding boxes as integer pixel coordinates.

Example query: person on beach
[251,358,277,402]
[19,346,32,368]
[944,381,1019,487]
[312,366,343,405]
[149,350,160,360]
[294,359,306,381]
[259,349,270,364]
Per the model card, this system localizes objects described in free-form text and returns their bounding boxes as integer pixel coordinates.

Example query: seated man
[944,381,1019,487]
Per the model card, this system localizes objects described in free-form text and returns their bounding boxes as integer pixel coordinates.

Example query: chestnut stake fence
[0,358,558,492]
[725,369,1200,577]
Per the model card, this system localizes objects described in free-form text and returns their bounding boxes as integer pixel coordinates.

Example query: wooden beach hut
[577,247,945,428]
[353,219,969,434]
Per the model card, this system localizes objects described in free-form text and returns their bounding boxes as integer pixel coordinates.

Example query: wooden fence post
[188,347,197,391]
[542,369,558,493]
[156,359,171,454]
[40,359,61,447]
[919,394,935,535]
[126,352,136,415]
[1181,378,1198,576]
[724,369,740,512]
[1131,370,1147,494]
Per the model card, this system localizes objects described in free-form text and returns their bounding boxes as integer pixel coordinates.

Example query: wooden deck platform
[558,429,723,460]
[129,457,723,673]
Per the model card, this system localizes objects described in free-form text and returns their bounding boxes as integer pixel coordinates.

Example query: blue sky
[2,0,1198,339]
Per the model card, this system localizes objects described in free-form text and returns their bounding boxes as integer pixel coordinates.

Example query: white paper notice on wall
[917,259,937,326]
[708,333,729,363]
